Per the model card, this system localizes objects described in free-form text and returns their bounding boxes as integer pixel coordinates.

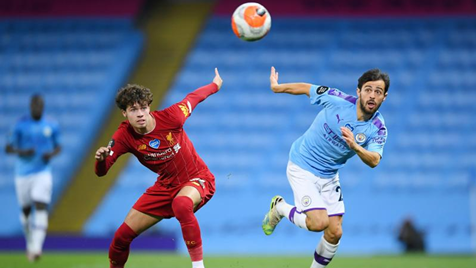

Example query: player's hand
[270,66,280,91]
[341,127,358,150]
[42,152,52,162]
[18,148,35,157]
[95,146,111,162]
[213,68,223,90]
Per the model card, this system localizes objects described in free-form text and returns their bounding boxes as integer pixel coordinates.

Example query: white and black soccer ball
[231,2,271,42]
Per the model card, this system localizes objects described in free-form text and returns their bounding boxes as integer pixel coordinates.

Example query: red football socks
[172,196,203,262]
[109,222,138,268]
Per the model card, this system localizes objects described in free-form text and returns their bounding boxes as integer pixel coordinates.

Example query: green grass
[0,252,475,268]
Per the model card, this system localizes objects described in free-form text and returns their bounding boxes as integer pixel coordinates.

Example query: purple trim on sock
[289,207,297,223]
[302,207,327,213]
[314,252,333,266]
[329,213,345,217]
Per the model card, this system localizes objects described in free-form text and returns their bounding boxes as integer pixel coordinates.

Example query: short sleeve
[310,85,356,108]
[367,127,387,158]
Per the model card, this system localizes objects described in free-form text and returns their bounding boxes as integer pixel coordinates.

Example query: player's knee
[306,216,329,232]
[112,223,137,249]
[172,196,194,222]
[326,227,343,243]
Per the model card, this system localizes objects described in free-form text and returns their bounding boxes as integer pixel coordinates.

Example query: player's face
[122,102,151,129]
[30,97,44,120]
[357,80,387,115]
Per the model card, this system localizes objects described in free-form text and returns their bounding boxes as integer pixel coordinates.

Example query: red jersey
[95,83,218,189]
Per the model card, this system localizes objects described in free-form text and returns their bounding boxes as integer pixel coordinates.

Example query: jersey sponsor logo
[317,86,329,95]
[301,196,312,207]
[355,133,366,143]
[166,132,175,145]
[108,139,115,148]
[137,144,147,151]
[178,103,190,117]
[149,139,160,149]
[143,143,181,161]
[323,123,347,149]
[144,148,172,161]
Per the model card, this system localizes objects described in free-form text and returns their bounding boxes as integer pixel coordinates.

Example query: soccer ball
[231,2,271,41]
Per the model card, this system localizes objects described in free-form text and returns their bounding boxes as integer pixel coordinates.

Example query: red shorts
[132,176,215,219]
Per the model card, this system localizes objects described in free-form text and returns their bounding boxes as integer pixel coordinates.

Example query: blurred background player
[94,68,223,268]
[262,67,389,268]
[5,94,61,262]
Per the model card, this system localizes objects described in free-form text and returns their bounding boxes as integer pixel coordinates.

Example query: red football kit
[95,83,218,218]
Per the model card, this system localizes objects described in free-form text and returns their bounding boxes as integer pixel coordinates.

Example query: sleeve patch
[178,103,190,117]
[317,86,329,95]
[108,138,115,148]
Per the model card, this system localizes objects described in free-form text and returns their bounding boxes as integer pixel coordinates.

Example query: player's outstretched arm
[180,68,222,113]
[341,127,381,168]
[269,66,312,96]
[213,68,223,90]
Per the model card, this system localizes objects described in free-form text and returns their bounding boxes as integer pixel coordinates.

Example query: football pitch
[0,252,475,268]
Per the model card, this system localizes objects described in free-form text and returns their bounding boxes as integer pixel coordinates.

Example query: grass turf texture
[0,252,475,268]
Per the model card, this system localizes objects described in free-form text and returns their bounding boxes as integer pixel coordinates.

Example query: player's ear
[121,110,127,118]
[356,87,361,97]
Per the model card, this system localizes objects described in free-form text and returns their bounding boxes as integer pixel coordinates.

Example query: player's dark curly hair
[358,69,390,94]
[115,84,153,110]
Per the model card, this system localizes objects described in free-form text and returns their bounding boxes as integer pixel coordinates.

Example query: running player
[5,94,61,262]
[95,68,222,268]
[262,67,389,268]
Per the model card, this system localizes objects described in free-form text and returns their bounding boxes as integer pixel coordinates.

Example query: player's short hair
[358,69,390,94]
[115,84,153,110]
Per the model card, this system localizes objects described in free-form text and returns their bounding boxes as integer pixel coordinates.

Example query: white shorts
[15,171,53,207]
[287,161,345,216]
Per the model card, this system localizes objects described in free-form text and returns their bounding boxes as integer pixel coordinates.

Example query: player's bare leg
[305,209,330,232]
[311,215,343,268]
[174,185,205,268]
[109,208,162,268]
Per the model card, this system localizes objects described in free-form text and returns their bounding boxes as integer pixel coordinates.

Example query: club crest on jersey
[149,139,160,149]
[43,126,52,137]
[356,133,366,143]
[301,196,312,207]
[166,132,175,145]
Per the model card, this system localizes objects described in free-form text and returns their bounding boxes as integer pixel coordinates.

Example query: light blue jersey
[7,116,61,177]
[289,85,387,178]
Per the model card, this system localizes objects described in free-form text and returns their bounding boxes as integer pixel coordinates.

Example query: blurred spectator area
[0,1,145,235]
[0,0,144,17]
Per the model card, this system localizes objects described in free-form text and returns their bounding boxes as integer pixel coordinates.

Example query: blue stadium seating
[0,19,144,236]
[86,17,476,254]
